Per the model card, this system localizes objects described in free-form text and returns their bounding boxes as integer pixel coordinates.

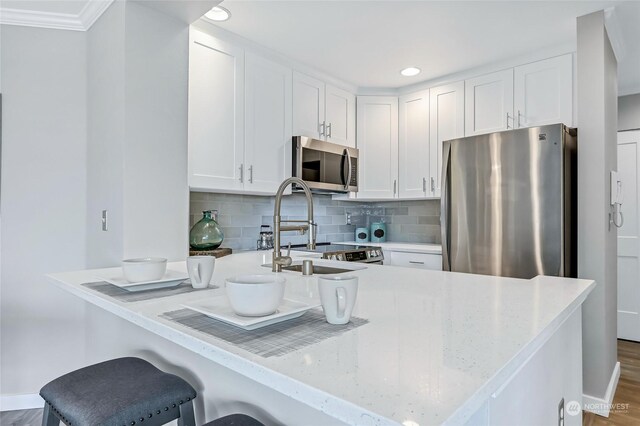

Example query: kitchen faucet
[272,177,316,272]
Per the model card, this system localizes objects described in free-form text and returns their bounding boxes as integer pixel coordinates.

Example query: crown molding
[0,0,113,31]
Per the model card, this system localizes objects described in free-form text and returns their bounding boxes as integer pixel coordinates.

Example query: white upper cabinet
[430,81,465,197]
[514,54,573,128]
[399,90,431,198]
[293,72,325,140]
[325,85,356,148]
[465,69,514,136]
[357,96,399,199]
[188,29,245,192]
[244,52,292,194]
[293,71,356,147]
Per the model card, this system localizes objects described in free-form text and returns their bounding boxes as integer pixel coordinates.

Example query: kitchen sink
[261,263,356,274]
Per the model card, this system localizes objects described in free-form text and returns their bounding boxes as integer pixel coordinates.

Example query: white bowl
[122,257,168,283]
[225,274,286,317]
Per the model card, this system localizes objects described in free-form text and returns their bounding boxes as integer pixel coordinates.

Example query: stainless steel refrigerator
[441,124,577,279]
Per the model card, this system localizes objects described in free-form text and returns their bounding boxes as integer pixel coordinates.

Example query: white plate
[182,296,321,330]
[98,269,189,292]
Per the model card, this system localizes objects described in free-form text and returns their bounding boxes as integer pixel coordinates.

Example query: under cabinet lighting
[400,67,421,77]
[205,6,231,22]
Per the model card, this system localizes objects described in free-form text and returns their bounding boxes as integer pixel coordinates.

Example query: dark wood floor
[2,340,638,426]
[584,339,640,425]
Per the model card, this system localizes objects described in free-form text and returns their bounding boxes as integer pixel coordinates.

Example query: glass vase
[189,210,224,250]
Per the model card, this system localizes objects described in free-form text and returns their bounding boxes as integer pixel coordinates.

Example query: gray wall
[0,25,88,395]
[576,10,619,400]
[190,192,441,251]
[618,93,640,131]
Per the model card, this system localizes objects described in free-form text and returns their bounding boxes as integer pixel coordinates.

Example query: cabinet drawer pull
[327,122,332,138]
[423,177,427,193]
[409,261,425,265]
[248,165,254,183]
[506,112,512,129]
[239,164,244,183]
[319,121,326,137]
[393,179,397,195]
[430,177,436,192]
[517,110,522,128]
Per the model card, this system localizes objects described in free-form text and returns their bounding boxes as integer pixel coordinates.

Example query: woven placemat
[82,281,216,303]
[161,308,368,358]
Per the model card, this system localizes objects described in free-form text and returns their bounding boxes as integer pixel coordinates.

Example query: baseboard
[0,394,44,412]
[583,361,621,417]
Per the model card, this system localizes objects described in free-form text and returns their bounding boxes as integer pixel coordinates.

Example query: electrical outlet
[101,210,108,231]
[558,398,564,426]
[346,212,352,225]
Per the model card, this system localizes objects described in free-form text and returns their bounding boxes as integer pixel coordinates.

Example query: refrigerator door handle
[441,142,452,272]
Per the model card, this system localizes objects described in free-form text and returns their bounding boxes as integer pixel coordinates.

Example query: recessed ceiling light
[400,67,421,77]
[205,6,231,22]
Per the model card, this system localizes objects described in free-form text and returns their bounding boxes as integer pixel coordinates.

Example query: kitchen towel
[160,308,368,358]
[82,281,216,303]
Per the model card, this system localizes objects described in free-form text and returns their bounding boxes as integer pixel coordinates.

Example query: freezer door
[442,125,565,279]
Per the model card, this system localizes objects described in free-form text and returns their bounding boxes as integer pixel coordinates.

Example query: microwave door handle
[343,148,352,190]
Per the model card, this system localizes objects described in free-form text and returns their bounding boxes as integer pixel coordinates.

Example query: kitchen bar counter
[48,252,594,425]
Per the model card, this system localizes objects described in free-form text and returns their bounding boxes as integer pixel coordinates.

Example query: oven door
[293,137,358,193]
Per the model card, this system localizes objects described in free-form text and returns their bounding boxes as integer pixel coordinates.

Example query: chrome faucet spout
[273,178,316,272]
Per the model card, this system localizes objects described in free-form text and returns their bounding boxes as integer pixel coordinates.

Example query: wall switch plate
[101,210,108,231]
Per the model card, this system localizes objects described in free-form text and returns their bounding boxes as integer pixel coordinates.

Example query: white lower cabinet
[384,250,442,270]
[464,307,583,426]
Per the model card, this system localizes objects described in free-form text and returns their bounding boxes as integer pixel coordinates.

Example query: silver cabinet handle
[393,179,397,195]
[430,177,435,193]
[319,121,326,137]
[517,110,522,128]
[239,164,244,183]
[248,165,253,183]
[506,112,512,129]
[409,261,425,265]
[423,177,427,193]
[327,122,332,138]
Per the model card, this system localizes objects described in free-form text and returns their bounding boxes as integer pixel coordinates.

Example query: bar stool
[39,357,197,426]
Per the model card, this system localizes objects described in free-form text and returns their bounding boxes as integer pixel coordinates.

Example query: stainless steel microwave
[292,136,358,193]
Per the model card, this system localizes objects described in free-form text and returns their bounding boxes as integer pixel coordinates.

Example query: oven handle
[344,148,352,190]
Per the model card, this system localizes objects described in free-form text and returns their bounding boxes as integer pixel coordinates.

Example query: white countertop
[48,252,594,425]
[338,241,442,254]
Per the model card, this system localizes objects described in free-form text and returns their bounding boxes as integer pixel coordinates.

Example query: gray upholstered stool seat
[203,414,264,426]
[39,357,196,426]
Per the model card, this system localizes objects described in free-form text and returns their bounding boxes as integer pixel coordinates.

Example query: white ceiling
[214,0,640,93]
[1,0,638,93]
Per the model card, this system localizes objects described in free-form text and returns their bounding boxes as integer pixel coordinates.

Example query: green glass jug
[189,210,224,250]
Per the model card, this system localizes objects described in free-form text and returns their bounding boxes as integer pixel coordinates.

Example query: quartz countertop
[48,251,594,425]
[338,241,442,254]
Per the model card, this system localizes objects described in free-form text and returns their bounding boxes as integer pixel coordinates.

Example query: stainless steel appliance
[292,136,358,193]
[441,124,577,279]
[288,243,384,264]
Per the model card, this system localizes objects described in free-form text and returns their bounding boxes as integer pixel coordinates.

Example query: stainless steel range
[290,243,384,264]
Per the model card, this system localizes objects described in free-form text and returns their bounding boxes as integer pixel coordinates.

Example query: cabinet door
[356,96,399,199]
[244,53,292,194]
[325,84,356,148]
[465,69,514,136]
[514,54,573,128]
[384,251,442,270]
[293,72,325,140]
[429,82,465,197]
[188,29,244,191]
[399,90,430,198]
